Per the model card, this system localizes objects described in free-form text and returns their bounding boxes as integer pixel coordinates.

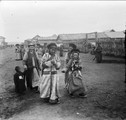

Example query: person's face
[73,53,79,59]
[68,46,73,52]
[29,46,35,52]
[49,46,57,55]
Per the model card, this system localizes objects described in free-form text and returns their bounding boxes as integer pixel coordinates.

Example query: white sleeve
[64,52,68,60]
[55,55,61,68]
[23,52,28,61]
[40,53,51,67]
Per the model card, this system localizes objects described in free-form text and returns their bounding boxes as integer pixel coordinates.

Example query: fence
[99,38,125,57]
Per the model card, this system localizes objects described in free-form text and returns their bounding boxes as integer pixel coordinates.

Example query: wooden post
[124,30,126,46]
[95,32,98,44]
[85,34,88,53]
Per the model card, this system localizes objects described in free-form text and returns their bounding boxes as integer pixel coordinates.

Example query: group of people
[15,44,25,60]
[14,42,87,104]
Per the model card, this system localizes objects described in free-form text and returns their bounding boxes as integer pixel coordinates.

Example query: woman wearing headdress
[39,43,61,104]
[63,43,77,86]
[65,48,87,98]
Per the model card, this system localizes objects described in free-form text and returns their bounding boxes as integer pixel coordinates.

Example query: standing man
[59,45,63,57]
[94,42,102,63]
[20,44,25,60]
[23,43,40,91]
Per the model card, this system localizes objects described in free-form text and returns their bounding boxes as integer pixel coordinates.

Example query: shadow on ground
[0,88,40,119]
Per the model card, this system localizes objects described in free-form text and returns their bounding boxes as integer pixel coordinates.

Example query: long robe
[39,53,61,102]
[94,45,102,63]
[66,59,86,96]
[15,47,21,60]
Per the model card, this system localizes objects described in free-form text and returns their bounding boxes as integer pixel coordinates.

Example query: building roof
[57,32,108,41]
[87,32,108,39]
[0,36,5,39]
[33,34,57,41]
[25,30,125,43]
[104,31,125,38]
[58,33,86,40]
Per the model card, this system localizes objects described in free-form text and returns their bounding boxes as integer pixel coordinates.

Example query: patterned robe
[39,53,61,101]
[66,58,86,96]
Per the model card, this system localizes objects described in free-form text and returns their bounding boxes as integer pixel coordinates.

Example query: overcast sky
[0,1,126,43]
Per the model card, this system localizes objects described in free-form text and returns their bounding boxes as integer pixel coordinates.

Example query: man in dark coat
[94,42,102,63]
[59,45,63,57]
[23,43,40,91]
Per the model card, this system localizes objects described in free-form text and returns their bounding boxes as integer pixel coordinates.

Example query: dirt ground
[0,47,125,120]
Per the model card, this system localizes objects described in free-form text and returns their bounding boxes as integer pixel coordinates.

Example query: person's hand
[24,65,27,70]
[51,60,55,65]
[51,60,57,68]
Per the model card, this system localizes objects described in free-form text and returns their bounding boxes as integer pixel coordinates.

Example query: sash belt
[43,71,57,75]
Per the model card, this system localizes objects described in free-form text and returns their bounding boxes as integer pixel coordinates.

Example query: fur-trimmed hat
[71,48,80,53]
[69,43,77,49]
[47,43,57,49]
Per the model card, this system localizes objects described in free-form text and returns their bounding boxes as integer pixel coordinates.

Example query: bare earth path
[0,47,125,120]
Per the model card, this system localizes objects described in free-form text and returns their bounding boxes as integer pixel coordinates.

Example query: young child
[14,66,26,94]
[70,49,82,72]
[66,49,87,98]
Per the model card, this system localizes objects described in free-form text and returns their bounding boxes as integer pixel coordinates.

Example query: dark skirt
[95,53,102,63]
[14,74,26,93]
[15,79,26,93]
[66,70,86,96]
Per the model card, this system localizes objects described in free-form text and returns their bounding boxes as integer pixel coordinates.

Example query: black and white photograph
[0,1,126,120]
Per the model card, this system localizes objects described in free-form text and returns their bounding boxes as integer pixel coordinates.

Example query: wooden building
[101,31,125,56]
[33,34,58,46]
[86,30,125,56]
[57,33,88,52]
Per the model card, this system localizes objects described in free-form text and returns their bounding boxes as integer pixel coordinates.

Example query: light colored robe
[39,53,61,100]
[15,47,21,60]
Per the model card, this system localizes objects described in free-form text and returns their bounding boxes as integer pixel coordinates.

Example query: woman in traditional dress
[15,44,21,60]
[39,43,61,104]
[65,49,87,98]
[63,43,77,86]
